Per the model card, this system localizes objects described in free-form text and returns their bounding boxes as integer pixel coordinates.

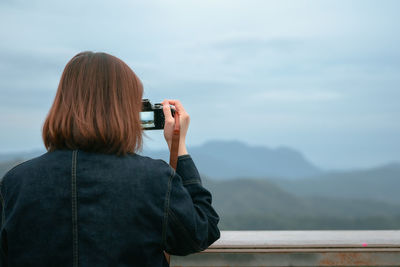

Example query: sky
[0,0,399,170]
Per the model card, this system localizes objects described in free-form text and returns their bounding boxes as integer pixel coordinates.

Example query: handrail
[171,230,400,266]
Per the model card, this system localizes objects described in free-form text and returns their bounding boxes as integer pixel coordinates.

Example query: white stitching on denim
[71,150,79,267]
[162,168,174,247]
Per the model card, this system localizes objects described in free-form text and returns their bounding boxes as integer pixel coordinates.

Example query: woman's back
[1,149,220,266]
[1,51,220,266]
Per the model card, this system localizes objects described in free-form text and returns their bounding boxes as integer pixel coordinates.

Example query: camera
[141,99,175,130]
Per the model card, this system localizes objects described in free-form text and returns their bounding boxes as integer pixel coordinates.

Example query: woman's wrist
[166,139,188,156]
[178,140,188,156]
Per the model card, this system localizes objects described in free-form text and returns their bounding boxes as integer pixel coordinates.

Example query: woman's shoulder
[1,150,175,188]
[76,151,175,182]
[134,154,174,176]
[1,151,50,187]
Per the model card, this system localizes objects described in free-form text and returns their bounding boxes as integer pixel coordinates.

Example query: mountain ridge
[1,140,400,229]
[1,140,399,180]
[143,139,323,179]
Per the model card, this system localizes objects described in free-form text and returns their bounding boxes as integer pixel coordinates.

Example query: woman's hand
[162,99,189,156]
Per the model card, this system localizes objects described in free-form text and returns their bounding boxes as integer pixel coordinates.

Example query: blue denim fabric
[0,149,220,267]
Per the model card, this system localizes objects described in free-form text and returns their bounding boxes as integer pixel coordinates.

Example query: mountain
[0,140,322,179]
[1,142,400,230]
[272,162,400,205]
[202,177,400,230]
[142,140,323,179]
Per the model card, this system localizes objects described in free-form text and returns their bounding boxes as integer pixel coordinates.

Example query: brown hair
[42,51,143,156]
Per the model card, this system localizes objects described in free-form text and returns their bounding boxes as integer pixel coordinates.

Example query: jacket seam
[162,167,174,247]
[0,179,4,227]
[177,154,191,161]
[168,209,203,252]
[71,150,79,267]
[182,179,201,186]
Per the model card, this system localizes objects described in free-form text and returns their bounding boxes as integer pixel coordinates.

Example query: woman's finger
[165,99,186,114]
[162,100,174,123]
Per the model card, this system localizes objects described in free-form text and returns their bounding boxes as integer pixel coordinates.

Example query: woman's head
[42,51,143,156]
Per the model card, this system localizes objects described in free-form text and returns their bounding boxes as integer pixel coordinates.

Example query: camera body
[141,99,175,130]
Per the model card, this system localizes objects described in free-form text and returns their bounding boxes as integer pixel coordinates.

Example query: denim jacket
[0,149,220,267]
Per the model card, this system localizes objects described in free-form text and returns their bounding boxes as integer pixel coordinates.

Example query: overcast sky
[0,0,399,169]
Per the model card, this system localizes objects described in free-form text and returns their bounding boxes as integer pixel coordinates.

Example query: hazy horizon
[1,138,399,173]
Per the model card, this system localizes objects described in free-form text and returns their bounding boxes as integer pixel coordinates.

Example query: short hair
[42,51,143,156]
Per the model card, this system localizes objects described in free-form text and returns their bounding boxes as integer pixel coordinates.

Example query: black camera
[141,99,175,130]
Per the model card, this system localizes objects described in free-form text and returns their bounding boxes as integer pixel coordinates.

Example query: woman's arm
[0,176,7,266]
[162,99,189,156]
[163,155,220,255]
[161,100,220,255]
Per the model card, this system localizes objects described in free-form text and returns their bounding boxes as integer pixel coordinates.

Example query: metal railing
[171,230,400,266]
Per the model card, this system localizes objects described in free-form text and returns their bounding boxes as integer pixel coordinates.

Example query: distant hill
[1,142,400,230]
[272,162,400,205]
[203,177,400,230]
[142,140,323,179]
[1,140,322,180]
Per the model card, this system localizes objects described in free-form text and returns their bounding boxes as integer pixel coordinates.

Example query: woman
[0,51,220,266]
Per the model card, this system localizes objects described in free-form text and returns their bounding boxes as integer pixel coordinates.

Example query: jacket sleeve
[163,154,220,256]
[0,177,7,267]
[0,178,3,229]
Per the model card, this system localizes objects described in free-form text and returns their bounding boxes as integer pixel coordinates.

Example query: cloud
[251,89,342,103]
[0,0,399,168]
[209,35,304,54]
